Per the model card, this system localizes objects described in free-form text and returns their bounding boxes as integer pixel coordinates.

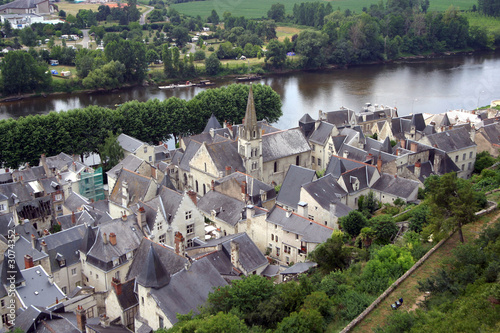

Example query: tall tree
[98,131,124,172]
[0,51,51,95]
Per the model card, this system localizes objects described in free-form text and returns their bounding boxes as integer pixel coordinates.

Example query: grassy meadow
[56,2,148,17]
[172,0,477,19]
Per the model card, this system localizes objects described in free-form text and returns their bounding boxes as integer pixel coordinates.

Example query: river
[1,50,500,133]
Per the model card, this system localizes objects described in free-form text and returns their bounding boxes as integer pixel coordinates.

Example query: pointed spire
[203,113,222,133]
[136,244,170,289]
[244,86,258,131]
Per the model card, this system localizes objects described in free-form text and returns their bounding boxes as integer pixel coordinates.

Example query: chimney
[414,160,421,178]
[71,211,76,225]
[246,205,254,218]
[410,142,418,152]
[174,232,185,255]
[230,240,240,268]
[41,240,48,253]
[76,305,86,332]
[43,229,50,236]
[109,233,117,246]
[434,153,442,173]
[343,150,349,158]
[48,275,54,285]
[103,232,108,245]
[225,166,232,176]
[99,314,110,328]
[31,234,36,249]
[211,180,215,191]
[121,212,127,222]
[122,181,129,207]
[260,189,267,202]
[377,156,382,172]
[187,190,197,205]
[400,139,406,149]
[24,254,34,269]
[111,277,122,295]
[151,166,157,179]
[241,181,247,201]
[286,209,292,218]
[137,206,147,230]
[297,202,308,218]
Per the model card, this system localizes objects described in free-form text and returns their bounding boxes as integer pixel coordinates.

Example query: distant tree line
[478,0,500,17]
[0,84,281,168]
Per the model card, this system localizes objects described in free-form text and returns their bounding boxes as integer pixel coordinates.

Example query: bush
[208,46,215,51]
[194,50,205,60]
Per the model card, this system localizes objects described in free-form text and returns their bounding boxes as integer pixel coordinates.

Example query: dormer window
[113,258,119,267]
[56,254,66,267]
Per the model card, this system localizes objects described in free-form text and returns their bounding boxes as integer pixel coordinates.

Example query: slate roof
[423,124,437,135]
[281,262,317,275]
[0,0,47,11]
[339,144,371,163]
[36,225,87,273]
[107,154,145,178]
[179,140,202,172]
[214,171,275,205]
[338,166,373,194]
[325,155,370,179]
[479,122,500,145]
[0,172,12,184]
[0,182,32,206]
[63,192,90,212]
[57,210,95,230]
[371,174,419,200]
[109,169,154,209]
[136,244,171,289]
[301,174,352,218]
[205,140,246,173]
[324,109,355,128]
[203,114,222,133]
[309,122,336,145]
[149,257,227,325]
[277,165,316,209]
[421,127,476,152]
[86,216,143,272]
[115,279,138,310]
[266,206,333,244]
[12,218,39,240]
[12,166,47,182]
[18,265,65,308]
[197,191,246,226]
[44,152,74,171]
[14,305,65,333]
[192,233,268,274]
[126,238,187,282]
[13,236,48,269]
[117,133,145,154]
[262,128,310,162]
[299,113,315,124]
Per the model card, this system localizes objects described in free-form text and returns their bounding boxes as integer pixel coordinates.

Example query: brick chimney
[211,180,215,191]
[109,233,117,246]
[76,305,86,332]
[71,211,76,225]
[24,254,34,269]
[174,231,185,255]
[40,240,48,253]
[241,181,247,201]
[121,212,127,222]
[31,234,36,249]
[414,160,421,178]
[103,232,108,245]
[43,229,50,236]
[187,191,197,205]
[400,139,406,149]
[377,156,383,172]
[225,166,232,176]
[410,142,418,152]
[111,277,122,295]
[246,205,254,218]
[137,206,147,230]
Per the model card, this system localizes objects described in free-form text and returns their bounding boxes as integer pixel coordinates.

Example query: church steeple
[238,86,263,180]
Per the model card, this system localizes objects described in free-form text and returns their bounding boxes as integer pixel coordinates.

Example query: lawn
[463,12,500,35]
[349,210,499,332]
[56,2,148,17]
[172,0,477,20]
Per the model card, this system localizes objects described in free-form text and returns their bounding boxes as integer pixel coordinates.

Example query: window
[149,156,152,162]
[55,194,63,201]
[284,245,291,254]
[56,204,62,211]
[296,234,299,240]
[0,204,5,211]
[62,286,67,294]
[271,234,274,241]
[276,235,278,243]
[159,234,166,244]
[468,162,472,170]
[157,222,163,230]
[159,316,164,329]
[204,162,207,172]
[455,155,459,162]
[141,297,144,305]
[461,164,464,171]
[144,147,147,153]
[312,144,315,151]
[187,224,194,234]
[274,161,278,173]
[2,313,8,325]
[329,144,333,151]
[71,268,77,275]
[275,224,278,229]
[318,158,321,167]
[324,221,328,226]
[286,256,290,263]
[203,184,206,195]
[470,152,473,159]
[463,153,466,160]
[296,156,300,166]
[195,180,199,193]
[90,271,92,276]
[185,211,192,220]
[276,247,280,256]
[115,271,120,281]
[312,156,315,164]
[187,239,193,248]
[95,274,99,280]
[1,299,4,307]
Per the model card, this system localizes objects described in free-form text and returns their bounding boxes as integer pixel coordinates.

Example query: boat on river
[236,75,263,82]
[159,81,194,89]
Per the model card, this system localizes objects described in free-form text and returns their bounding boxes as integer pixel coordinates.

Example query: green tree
[0,51,52,95]
[268,3,286,22]
[275,309,325,333]
[340,210,368,237]
[20,27,37,47]
[205,53,221,76]
[162,44,173,77]
[105,39,147,83]
[309,230,351,272]
[474,151,496,173]
[369,214,398,244]
[82,60,126,90]
[98,131,124,172]
[425,172,479,243]
[296,30,328,68]
[208,9,220,25]
[266,39,287,68]
[146,49,159,64]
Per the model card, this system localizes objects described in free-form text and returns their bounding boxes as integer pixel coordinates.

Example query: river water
[2,50,500,132]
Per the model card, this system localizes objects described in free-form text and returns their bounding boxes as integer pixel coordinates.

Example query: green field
[172,0,477,19]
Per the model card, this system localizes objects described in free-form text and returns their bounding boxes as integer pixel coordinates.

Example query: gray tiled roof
[0,182,33,206]
[12,166,47,182]
[325,155,368,179]
[14,305,65,333]
[421,127,476,153]
[205,140,246,173]
[214,171,275,205]
[262,128,310,162]
[339,144,371,163]
[56,211,95,230]
[309,122,336,145]
[338,166,372,194]
[193,233,267,274]
[277,165,316,210]
[107,154,144,178]
[197,191,246,226]
[203,114,222,133]
[0,0,47,10]
[126,238,187,282]
[114,279,138,310]
[18,265,65,308]
[13,236,48,269]
[149,257,227,325]
[86,216,143,272]
[179,140,202,172]
[266,206,333,244]
[63,192,90,212]
[136,243,171,289]
[117,133,145,154]
[324,109,355,128]
[301,174,351,217]
[371,174,419,200]
[479,122,500,145]
[281,262,317,275]
[109,169,154,208]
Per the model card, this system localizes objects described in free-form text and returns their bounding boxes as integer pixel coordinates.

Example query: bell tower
[238,86,263,180]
